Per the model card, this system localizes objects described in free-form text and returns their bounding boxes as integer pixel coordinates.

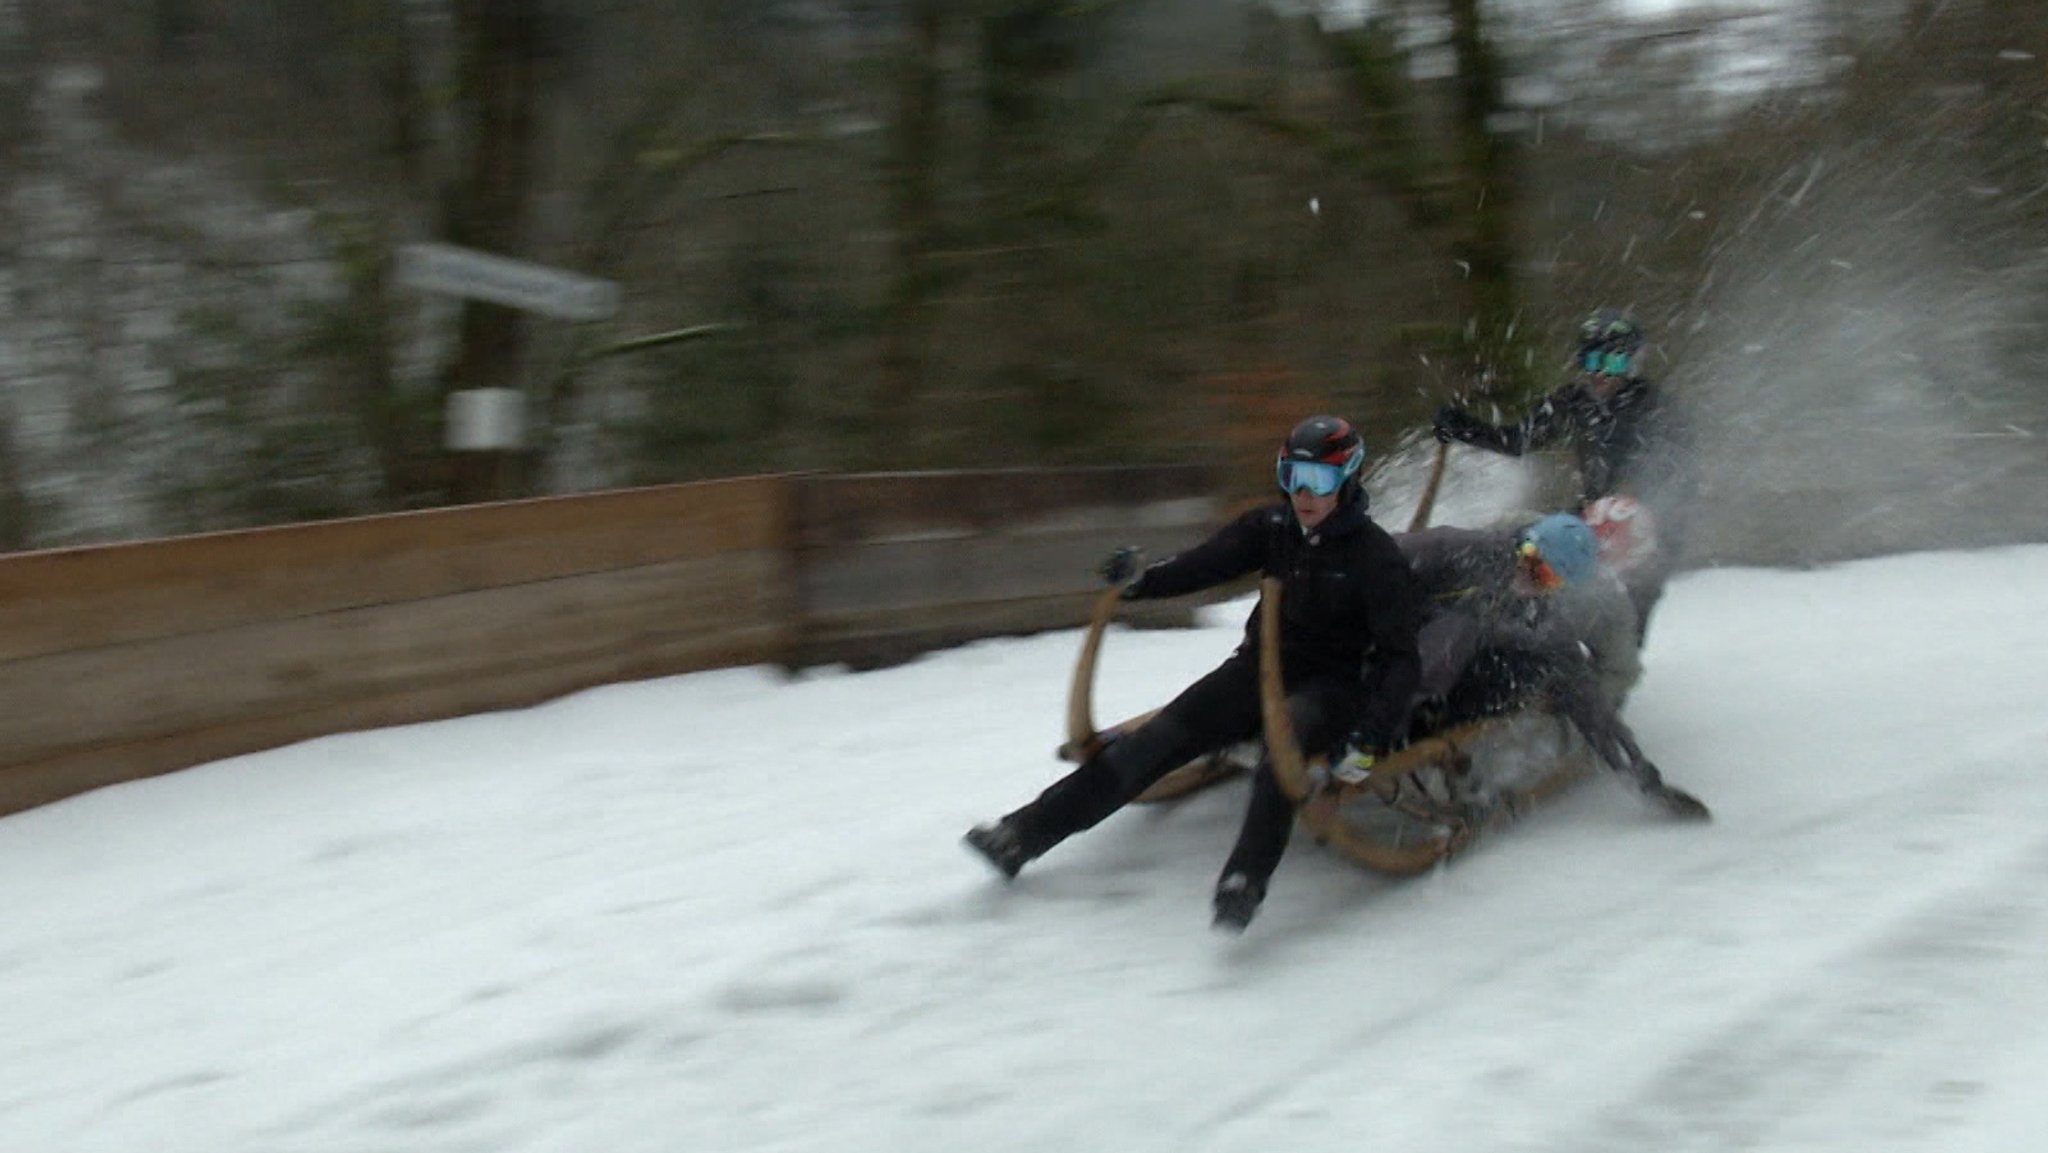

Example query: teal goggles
[1276,457,1356,496]
[1581,347,1634,376]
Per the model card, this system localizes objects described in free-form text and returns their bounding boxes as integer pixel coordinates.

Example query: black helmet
[1576,307,1644,355]
[1275,415,1366,496]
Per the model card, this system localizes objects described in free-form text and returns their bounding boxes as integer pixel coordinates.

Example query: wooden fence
[794,466,1218,667]
[0,466,1217,817]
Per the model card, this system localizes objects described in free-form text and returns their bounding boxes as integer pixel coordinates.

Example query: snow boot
[1211,871,1266,934]
[1643,782,1711,822]
[964,819,1033,879]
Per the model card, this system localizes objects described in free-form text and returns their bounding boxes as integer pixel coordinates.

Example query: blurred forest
[0,0,2043,553]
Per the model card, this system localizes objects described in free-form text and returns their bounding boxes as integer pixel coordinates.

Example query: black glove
[1643,779,1712,821]
[1099,546,1142,586]
[1327,745,1378,786]
[1432,404,1467,444]
[1343,726,1388,760]
[1633,761,1712,820]
[1323,728,1388,787]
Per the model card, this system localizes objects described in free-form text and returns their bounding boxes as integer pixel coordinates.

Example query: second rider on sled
[964,415,1425,933]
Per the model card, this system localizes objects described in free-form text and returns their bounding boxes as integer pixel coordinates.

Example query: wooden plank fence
[793,465,1219,667]
[0,467,1218,817]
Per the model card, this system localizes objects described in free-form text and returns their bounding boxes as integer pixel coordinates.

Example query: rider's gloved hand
[1432,404,1468,444]
[1327,728,1388,787]
[1099,545,1140,584]
[1329,745,1379,786]
[1100,546,1161,601]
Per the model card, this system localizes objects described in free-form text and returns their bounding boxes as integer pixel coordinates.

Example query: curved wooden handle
[1060,586,1126,761]
[1256,578,1317,799]
[1407,441,1449,533]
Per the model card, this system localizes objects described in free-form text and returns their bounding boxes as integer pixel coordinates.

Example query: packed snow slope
[3,544,2046,1153]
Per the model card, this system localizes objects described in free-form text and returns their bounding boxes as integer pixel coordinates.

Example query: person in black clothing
[1433,309,1692,642]
[963,416,1425,933]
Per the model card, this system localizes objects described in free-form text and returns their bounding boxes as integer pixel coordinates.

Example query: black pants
[1005,652,1362,887]
[1418,647,1662,792]
[1433,648,1557,731]
[1622,561,1672,647]
[1612,492,1687,648]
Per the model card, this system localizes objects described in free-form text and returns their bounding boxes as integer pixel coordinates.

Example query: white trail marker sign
[396,242,624,455]
[395,242,620,322]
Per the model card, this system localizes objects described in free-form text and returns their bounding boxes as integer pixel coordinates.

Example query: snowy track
[2,546,2045,1153]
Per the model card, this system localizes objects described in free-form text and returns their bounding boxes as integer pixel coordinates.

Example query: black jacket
[1126,493,1423,749]
[1440,376,1686,507]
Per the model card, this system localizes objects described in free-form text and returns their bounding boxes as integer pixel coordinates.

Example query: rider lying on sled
[1391,512,1709,820]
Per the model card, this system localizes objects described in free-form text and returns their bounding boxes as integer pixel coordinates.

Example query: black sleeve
[1124,505,1272,600]
[1437,405,1522,454]
[1395,525,1490,592]
[1414,610,1482,702]
[1517,393,1576,453]
[1442,392,1571,457]
[1347,535,1425,751]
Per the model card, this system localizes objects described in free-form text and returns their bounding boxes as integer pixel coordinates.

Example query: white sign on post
[395,241,620,322]
[445,388,527,451]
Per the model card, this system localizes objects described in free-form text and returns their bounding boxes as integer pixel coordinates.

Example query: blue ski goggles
[1276,458,1354,496]
[1581,347,1634,376]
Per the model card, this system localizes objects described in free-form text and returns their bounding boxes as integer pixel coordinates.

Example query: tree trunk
[1446,0,1521,384]
[875,0,946,467]
[444,0,544,502]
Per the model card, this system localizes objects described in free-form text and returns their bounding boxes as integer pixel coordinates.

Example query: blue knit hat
[1519,513,1599,586]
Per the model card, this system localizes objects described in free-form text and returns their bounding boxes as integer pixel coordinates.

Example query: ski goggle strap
[1275,448,1363,496]
[1581,347,1633,376]
[1517,539,1565,591]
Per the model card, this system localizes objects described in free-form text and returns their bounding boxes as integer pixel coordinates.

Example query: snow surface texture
[4,545,2047,1153]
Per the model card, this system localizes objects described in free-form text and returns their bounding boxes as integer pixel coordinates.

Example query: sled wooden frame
[1254,576,1592,875]
[1058,586,1242,804]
